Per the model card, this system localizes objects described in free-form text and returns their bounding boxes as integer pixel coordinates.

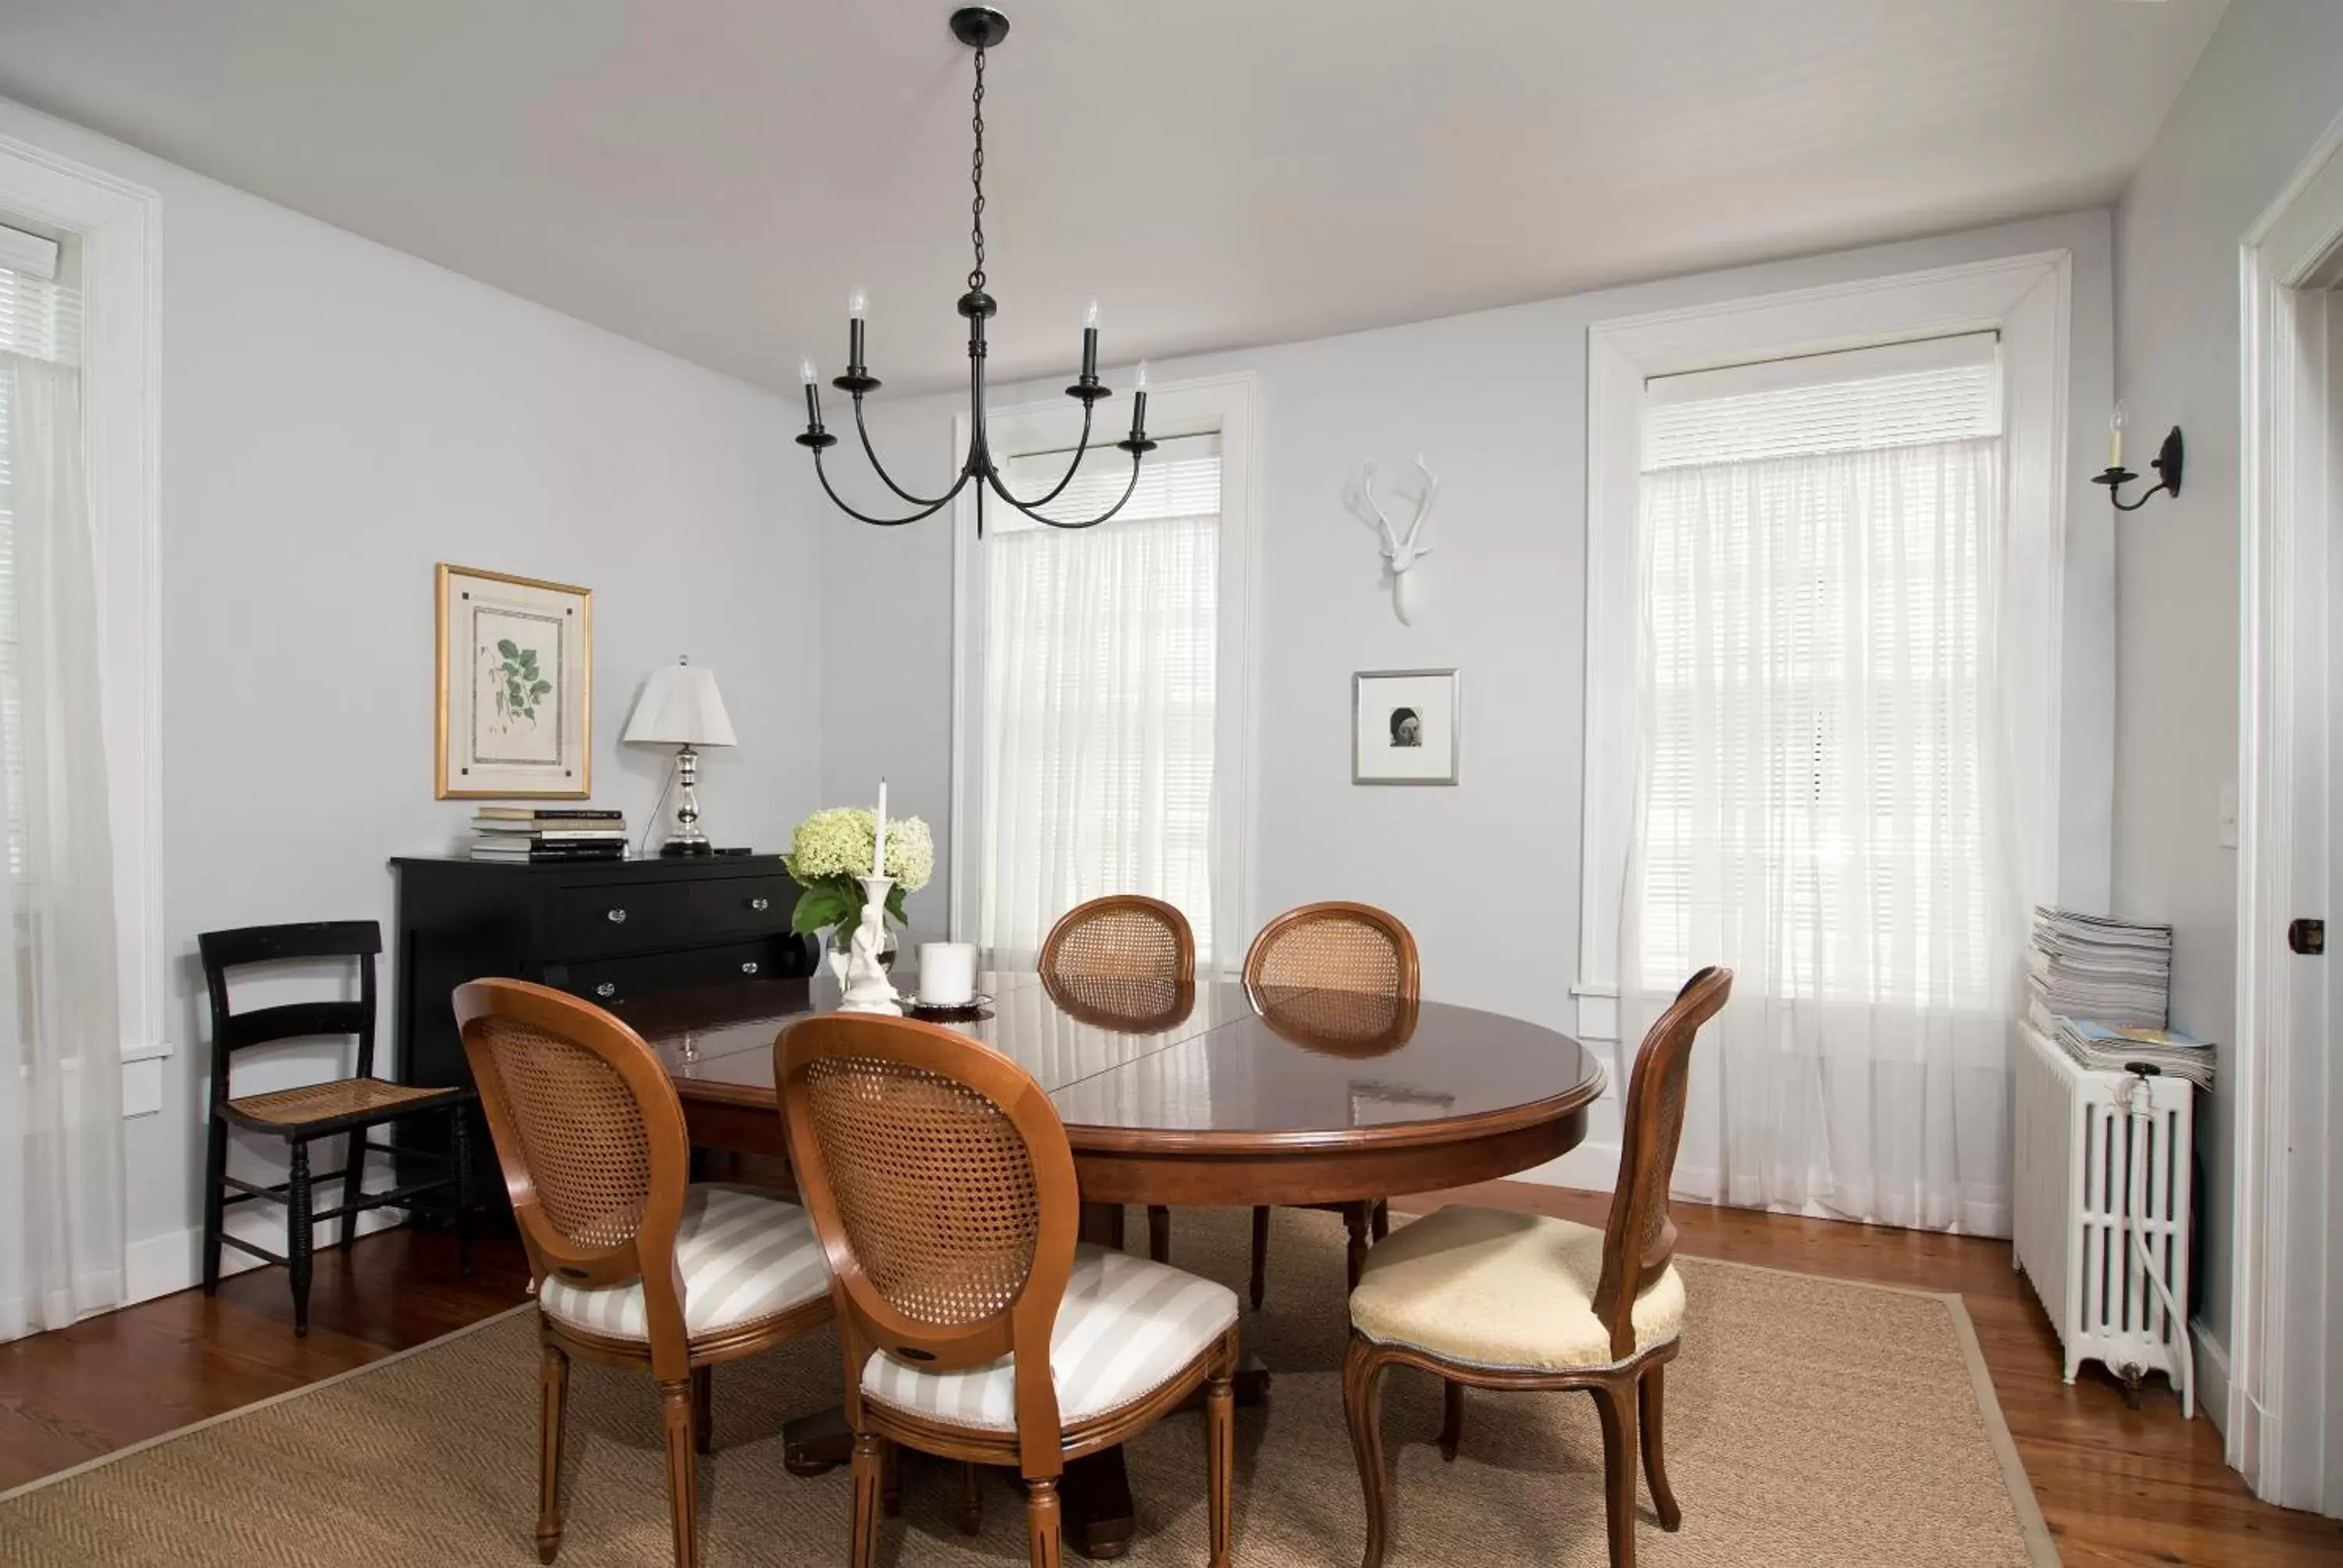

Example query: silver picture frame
[1353,668,1460,786]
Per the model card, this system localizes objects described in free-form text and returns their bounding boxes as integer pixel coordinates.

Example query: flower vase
[834,875,903,1015]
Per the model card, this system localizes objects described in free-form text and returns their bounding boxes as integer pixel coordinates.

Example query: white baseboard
[2191,1318,2230,1435]
[123,1205,408,1306]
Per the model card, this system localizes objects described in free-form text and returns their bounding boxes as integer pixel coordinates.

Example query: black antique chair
[198,920,475,1333]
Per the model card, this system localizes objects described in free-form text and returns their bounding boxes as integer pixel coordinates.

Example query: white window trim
[1577,251,2088,1051]
[0,133,166,1068]
[947,372,1262,974]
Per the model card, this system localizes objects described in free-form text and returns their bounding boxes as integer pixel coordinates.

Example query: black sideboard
[389,855,818,1180]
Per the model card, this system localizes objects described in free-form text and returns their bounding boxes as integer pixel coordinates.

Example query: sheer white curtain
[0,346,126,1341]
[974,436,1221,967]
[1622,349,2020,1237]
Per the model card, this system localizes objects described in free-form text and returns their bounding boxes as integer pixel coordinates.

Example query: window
[1633,335,2000,1007]
[971,433,1224,963]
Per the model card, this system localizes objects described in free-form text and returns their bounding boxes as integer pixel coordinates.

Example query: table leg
[781,1405,855,1476]
[1079,1200,1126,1250]
[1061,1448,1136,1559]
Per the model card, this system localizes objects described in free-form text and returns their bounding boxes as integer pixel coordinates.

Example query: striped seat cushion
[537,1184,829,1342]
[861,1244,1238,1432]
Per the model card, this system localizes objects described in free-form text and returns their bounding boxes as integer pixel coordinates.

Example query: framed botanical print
[435,564,592,799]
[1353,668,1459,785]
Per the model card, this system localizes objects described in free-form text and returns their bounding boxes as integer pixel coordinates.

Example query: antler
[1396,454,1439,553]
[1356,461,1403,557]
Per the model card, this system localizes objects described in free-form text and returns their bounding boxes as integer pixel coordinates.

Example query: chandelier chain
[968,46,987,293]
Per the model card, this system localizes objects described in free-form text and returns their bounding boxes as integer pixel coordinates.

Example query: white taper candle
[872,778,888,877]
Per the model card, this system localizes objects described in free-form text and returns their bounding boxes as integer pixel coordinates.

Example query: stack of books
[2055,1018,2216,1089]
[471,807,629,863]
[2025,906,2172,1033]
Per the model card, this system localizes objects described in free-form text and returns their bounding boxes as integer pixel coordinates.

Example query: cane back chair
[455,979,833,1568]
[1341,967,1733,1568]
[1239,901,1421,1303]
[198,921,475,1335]
[1039,895,1196,1263]
[779,1011,1241,1568]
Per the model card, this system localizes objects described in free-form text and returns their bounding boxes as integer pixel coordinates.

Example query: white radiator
[2011,1021,2196,1413]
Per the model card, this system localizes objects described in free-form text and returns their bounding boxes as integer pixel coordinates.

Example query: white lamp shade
[623,662,737,747]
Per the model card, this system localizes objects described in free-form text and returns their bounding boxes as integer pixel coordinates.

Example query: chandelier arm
[983,449,1141,530]
[983,402,1098,511]
[814,446,971,527]
[850,397,961,508]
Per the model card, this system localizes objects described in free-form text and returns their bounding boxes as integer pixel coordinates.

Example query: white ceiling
[0,1,2224,394]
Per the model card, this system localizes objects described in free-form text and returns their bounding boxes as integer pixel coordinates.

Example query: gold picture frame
[434,563,593,799]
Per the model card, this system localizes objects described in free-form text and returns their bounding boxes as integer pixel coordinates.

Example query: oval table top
[640,969,1606,1206]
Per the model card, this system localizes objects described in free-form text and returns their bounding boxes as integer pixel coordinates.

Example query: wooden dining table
[629,968,1605,1559]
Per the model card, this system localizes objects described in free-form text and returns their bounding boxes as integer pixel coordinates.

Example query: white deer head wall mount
[1350,456,1440,625]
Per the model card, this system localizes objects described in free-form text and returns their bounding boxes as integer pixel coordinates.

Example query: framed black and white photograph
[1353,668,1459,785]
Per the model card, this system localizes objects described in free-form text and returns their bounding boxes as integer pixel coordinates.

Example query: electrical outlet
[2217,782,2238,848]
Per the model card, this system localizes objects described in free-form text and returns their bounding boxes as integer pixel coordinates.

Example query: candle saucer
[902,992,994,1022]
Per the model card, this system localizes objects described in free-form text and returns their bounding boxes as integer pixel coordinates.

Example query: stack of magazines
[472,807,628,862]
[2025,906,2171,1032]
[2055,1018,2215,1089]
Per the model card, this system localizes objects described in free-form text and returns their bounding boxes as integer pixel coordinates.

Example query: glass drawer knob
[606,908,627,924]
[750,896,771,911]
[594,982,616,999]
[741,960,760,975]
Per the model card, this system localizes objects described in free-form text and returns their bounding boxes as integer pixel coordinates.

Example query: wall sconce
[2094,404,2183,511]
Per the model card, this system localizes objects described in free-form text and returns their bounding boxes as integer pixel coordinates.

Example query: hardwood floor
[3,1189,2337,1566]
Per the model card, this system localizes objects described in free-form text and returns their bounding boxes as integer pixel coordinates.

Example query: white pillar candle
[872,778,888,877]
[918,942,979,1007]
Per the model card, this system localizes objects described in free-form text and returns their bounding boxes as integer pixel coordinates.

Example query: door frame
[2233,106,2343,1515]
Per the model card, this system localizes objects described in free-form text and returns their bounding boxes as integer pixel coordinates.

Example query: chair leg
[1250,1206,1271,1310]
[537,1335,571,1563]
[1024,1477,1063,1568]
[958,1461,984,1534]
[451,1102,476,1276]
[339,1131,367,1249]
[691,1365,715,1456]
[200,1115,228,1295]
[849,1432,885,1568]
[287,1139,315,1335]
[1640,1363,1680,1531]
[1344,1202,1371,1292]
[1437,1380,1464,1462]
[1205,1368,1235,1568]
[1147,1204,1172,1264]
[658,1377,699,1568]
[1371,1199,1390,1242]
[1591,1377,1641,1568]
[1342,1335,1392,1568]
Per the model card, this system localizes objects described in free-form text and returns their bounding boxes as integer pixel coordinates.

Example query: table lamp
[623,657,737,856]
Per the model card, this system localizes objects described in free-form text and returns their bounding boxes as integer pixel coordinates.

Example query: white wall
[820,208,2117,1178]
[0,97,817,1302]
[2109,0,2343,1359]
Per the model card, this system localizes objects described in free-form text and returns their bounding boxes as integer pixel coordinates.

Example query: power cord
[2115,1064,2195,1419]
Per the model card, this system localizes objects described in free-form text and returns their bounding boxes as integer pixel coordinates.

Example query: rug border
[0,1301,537,1506]
[1,1255,2061,1568]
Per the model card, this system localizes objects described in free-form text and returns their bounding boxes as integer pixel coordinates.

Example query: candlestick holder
[2093,425,2184,511]
[836,875,903,1015]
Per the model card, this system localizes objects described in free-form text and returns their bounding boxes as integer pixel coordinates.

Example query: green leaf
[531,679,553,696]
[884,882,909,926]
[497,638,519,658]
[790,880,858,935]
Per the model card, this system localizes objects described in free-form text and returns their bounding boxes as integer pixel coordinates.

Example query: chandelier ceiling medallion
[796,7,1154,534]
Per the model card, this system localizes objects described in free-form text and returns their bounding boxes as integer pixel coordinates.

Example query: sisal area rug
[0,1207,2055,1566]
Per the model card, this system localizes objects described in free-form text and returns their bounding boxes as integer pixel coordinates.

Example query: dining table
[629,968,1605,1559]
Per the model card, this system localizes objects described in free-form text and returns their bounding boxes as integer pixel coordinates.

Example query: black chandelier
[794,6,1154,534]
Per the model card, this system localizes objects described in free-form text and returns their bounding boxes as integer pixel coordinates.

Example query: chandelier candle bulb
[847,287,869,376]
[2109,403,2125,470]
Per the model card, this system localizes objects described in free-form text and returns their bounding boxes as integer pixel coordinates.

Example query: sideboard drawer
[704,874,797,937]
[542,881,698,955]
[547,938,783,1005]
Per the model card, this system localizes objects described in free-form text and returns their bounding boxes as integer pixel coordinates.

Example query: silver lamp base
[659,744,714,857]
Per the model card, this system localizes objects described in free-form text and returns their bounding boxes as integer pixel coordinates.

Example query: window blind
[0,244,79,878]
[997,431,1221,531]
[1645,333,1998,471]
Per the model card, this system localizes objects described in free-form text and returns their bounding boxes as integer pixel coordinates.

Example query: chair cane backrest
[1590,967,1732,1360]
[1242,902,1420,1009]
[455,979,693,1367]
[1040,895,1197,1030]
[779,1013,1080,1471]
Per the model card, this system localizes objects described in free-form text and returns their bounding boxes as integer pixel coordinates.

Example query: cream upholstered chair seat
[1350,1206,1685,1372]
[538,1183,830,1341]
[861,1243,1240,1431]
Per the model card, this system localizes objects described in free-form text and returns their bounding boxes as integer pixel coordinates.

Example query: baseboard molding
[123,1206,408,1306]
[2191,1318,2231,1435]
